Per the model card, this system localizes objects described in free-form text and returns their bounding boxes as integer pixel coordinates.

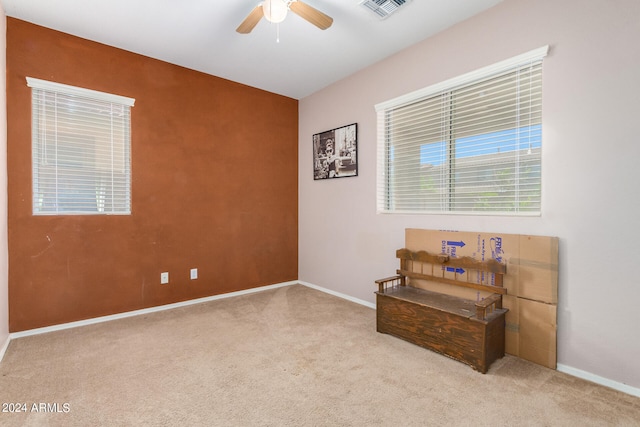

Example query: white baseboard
[557,363,640,398]
[300,281,640,399]
[298,280,376,309]
[5,281,371,343]
[0,334,10,363]
[9,281,297,340]
[4,281,638,399]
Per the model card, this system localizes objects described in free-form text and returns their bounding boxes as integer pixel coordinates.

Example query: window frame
[375,46,549,216]
[27,77,135,216]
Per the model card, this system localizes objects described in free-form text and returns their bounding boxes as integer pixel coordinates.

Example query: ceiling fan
[236,0,333,34]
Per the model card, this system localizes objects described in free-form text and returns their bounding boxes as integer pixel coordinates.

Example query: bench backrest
[396,248,507,296]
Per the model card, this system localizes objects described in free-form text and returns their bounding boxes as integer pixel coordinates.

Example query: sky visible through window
[419,124,542,165]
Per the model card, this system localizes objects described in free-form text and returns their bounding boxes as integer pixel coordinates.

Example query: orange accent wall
[6,18,298,332]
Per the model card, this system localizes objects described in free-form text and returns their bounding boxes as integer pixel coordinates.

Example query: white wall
[299,0,640,390]
[0,6,9,360]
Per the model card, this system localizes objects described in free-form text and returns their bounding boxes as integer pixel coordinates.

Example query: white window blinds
[28,78,135,215]
[376,46,548,215]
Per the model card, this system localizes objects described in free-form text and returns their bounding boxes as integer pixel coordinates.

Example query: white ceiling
[1,0,503,99]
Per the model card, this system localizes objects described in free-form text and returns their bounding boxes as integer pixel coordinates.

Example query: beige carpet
[0,284,638,426]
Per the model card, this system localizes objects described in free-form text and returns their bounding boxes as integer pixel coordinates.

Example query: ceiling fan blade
[289,1,333,30]
[236,4,264,34]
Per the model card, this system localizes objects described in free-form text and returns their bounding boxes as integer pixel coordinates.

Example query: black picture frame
[313,123,358,180]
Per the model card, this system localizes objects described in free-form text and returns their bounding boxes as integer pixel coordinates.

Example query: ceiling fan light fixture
[263,0,288,23]
[236,0,332,34]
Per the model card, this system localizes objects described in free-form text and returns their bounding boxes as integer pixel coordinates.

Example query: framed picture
[313,123,358,180]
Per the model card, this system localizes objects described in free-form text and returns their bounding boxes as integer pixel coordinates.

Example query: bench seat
[375,249,508,373]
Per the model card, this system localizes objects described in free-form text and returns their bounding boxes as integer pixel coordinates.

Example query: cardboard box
[403,228,558,369]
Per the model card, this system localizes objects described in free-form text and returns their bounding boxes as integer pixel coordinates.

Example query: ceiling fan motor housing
[263,0,289,23]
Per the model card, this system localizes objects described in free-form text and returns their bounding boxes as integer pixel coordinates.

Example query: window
[376,46,548,215]
[28,78,135,215]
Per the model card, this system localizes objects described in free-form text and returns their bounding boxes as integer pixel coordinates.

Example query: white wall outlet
[161,272,169,284]
[190,268,198,280]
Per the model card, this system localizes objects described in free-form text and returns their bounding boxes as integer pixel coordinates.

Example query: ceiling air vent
[360,0,410,20]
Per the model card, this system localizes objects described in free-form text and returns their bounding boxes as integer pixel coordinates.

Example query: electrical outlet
[161,272,169,284]
[190,268,198,280]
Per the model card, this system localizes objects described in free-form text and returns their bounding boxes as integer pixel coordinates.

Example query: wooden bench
[375,248,508,373]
